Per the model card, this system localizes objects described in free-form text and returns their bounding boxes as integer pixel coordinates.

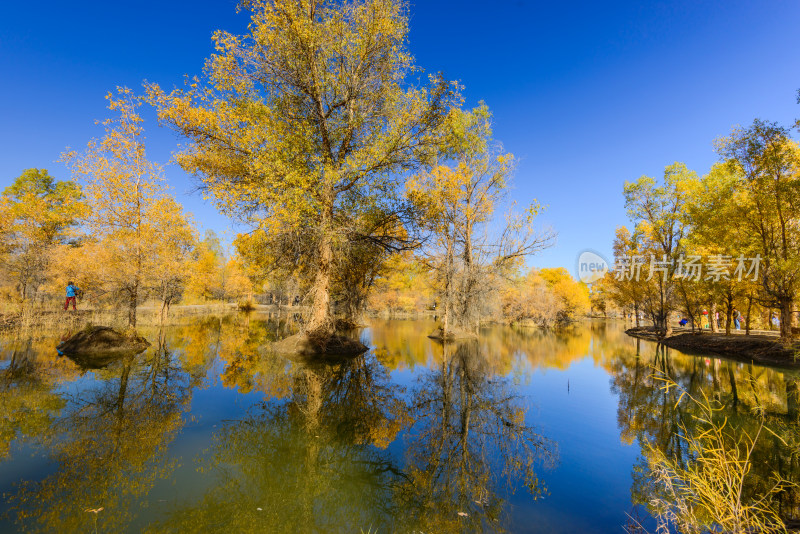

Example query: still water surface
[0,316,797,533]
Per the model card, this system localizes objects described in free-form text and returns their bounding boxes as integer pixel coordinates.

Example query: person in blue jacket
[64,281,80,311]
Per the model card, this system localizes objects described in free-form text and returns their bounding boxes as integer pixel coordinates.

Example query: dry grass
[642,374,796,534]
[0,301,241,334]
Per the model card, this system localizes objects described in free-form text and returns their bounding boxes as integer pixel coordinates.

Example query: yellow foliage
[62,88,198,325]
[539,267,590,319]
[147,0,458,332]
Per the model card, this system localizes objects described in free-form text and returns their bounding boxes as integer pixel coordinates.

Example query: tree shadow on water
[6,333,199,533]
[397,340,558,533]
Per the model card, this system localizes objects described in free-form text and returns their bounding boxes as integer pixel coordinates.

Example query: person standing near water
[64,281,80,311]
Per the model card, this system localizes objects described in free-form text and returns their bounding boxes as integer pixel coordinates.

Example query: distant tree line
[595,97,800,341]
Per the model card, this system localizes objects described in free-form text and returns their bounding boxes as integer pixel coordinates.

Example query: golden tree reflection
[397,340,557,532]
[149,351,409,533]
[8,335,202,533]
[0,337,73,461]
[607,341,800,527]
[370,316,608,374]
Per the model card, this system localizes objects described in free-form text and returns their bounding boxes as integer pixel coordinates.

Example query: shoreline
[626,326,800,370]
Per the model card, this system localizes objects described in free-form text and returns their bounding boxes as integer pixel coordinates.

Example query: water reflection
[0,316,797,532]
[609,340,800,525]
[0,338,70,461]
[369,318,602,373]
[6,333,202,533]
[151,351,408,533]
[397,340,557,532]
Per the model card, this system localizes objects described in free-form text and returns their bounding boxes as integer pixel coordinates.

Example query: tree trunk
[634,303,640,327]
[307,231,334,336]
[441,230,455,339]
[128,280,138,329]
[779,297,793,341]
[664,311,673,337]
[710,303,718,333]
[160,296,172,326]
[461,219,476,334]
[745,294,753,336]
[725,301,732,336]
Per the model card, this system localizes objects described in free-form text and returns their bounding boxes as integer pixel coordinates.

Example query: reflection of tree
[369,316,606,374]
[369,317,441,370]
[158,313,302,397]
[398,341,557,533]
[216,314,293,397]
[151,351,409,533]
[608,342,800,526]
[0,338,69,461]
[9,334,200,533]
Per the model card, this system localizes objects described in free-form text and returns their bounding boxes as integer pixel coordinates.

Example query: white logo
[577,250,609,284]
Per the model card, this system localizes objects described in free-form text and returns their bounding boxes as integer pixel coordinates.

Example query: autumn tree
[332,203,424,324]
[623,163,696,336]
[63,87,196,328]
[0,169,84,302]
[606,226,645,326]
[683,162,761,335]
[223,255,257,304]
[148,0,457,350]
[187,230,227,302]
[539,268,590,323]
[367,252,433,314]
[501,268,562,327]
[588,276,613,317]
[150,197,198,321]
[408,104,554,339]
[715,120,800,340]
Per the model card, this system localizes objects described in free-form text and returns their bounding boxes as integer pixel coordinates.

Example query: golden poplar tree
[623,163,696,337]
[148,0,457,345]
[63,88,196,328]
[715,121,800,340]
[407,104,554,338]
[0,169,84,302]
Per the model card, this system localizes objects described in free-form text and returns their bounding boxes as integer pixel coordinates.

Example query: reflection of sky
[0,318,793,532]
[374,323,655,532]
[513,358,652,533]
[380,335,654,532]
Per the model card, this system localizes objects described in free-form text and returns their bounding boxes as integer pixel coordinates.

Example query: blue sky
[1,0,798,270]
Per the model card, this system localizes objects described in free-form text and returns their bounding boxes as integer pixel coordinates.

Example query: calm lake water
[0,316,798,533]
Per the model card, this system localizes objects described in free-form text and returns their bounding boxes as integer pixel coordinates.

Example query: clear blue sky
[1,0,798,269]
